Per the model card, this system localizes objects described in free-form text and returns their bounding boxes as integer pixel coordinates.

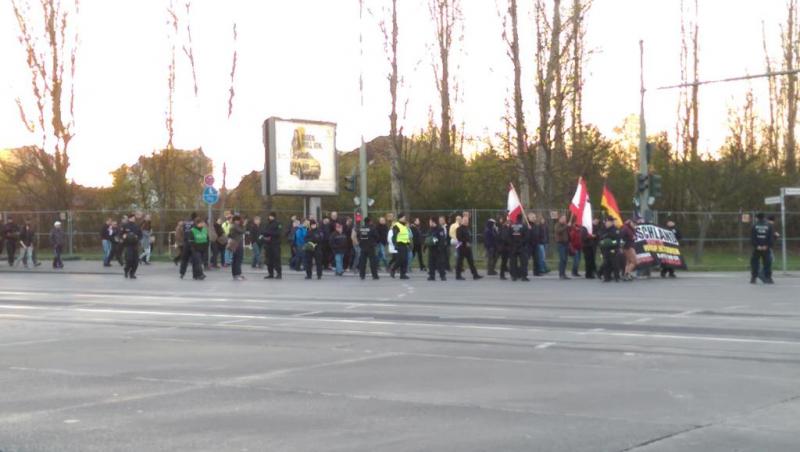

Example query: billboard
[263,117,338,196]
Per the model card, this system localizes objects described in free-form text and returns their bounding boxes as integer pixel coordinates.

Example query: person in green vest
[188,218,209,281]
[391,213,411,280]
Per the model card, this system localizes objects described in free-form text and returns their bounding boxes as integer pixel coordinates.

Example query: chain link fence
[2,208,798,270]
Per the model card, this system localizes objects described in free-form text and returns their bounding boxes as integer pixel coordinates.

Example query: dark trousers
[124,245,139,277]
[305,250,322,278]
[179,244,193,276]
[5,240,16,266]
[191,247,206,279]
[600,248,620,281]
[428,249,446,280]
[531,245,541,274]
[751,249,771,280]
[359,247,379,279]
[456,246,479,278]
[485,247,498,274]
[231,245,244,277]
[510,250,527,279]
[500,250,510,278]
[395,244,409,277]
[111,243,124,265]
[52,245,63,268]
[266,244,282,276]
[583,246,597,278]
[413,244,425,270]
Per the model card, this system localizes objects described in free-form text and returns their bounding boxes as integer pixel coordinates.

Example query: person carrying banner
[750,213,775,284]
[660,220,681,278]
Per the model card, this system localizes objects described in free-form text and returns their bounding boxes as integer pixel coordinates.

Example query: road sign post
[765,187,800,274]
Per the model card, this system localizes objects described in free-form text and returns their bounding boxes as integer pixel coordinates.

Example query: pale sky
[0,0,787,188]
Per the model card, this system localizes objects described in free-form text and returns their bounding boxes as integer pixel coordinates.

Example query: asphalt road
[0,264,798,451]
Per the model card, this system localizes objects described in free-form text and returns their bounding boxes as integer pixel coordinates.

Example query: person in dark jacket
[121,214,141,279]
[599,218,621,282]
[483,218,499,276]
[100,218,113,266]
[357,217,380,280]
[527,213,541,276]
[411,218,426,272]
[509,215,530,281]
[50,221,65,269]
[750,213,775,284]
[660,220,681,278]
[426,217,449,281]
[329,222,348,276]
[229,215,246,281]
[304,220,324,279]
[537,217,550,274]
[179,213,198,278]
[582,218,600,279]
[3,218,20,266]
[455,216,483,281]
[376,216,389,270]
[261,212,283,279]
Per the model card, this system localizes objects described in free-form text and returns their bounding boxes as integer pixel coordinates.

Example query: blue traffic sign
[203,186,219,205]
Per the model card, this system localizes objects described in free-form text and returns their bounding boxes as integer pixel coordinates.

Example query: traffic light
[344,174,358,192]
[649,174,662,198]
[637,174,649,193]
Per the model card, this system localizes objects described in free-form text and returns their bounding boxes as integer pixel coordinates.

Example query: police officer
[497,217,511,280]
[750,212,775,284]
[455,215,483,281]
[261,212,283,279]
[509,216,530,281]
[599,218,621,283]
[426,217,448,281]
[357,217,380,280]
[121,213,141,279]
[392,213,411,280]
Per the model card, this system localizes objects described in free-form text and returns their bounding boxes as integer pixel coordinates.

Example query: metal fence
[2,208,798,268]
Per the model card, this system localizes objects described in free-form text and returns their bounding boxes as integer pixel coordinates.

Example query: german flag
[601,184,623,226]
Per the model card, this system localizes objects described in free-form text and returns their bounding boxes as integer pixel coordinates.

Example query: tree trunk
[785,0,798,176]
[507,0,531,205]
[388,0,407,213]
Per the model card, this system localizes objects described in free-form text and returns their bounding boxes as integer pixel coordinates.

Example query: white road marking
[535,342,555,350]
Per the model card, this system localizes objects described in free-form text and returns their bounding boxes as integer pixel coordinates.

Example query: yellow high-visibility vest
[394,223,410,244]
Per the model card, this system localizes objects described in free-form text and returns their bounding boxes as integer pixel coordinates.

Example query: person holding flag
[565,177,593,280]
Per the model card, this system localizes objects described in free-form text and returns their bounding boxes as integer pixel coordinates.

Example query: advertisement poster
[264,118,337,196]
[634,224,688,270]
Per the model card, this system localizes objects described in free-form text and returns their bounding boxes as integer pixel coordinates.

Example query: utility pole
[638,40,651,222]
[358,0,368,221]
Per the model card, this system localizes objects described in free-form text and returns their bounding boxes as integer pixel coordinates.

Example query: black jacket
[357,224,379,251]
[260,220,282,246]
[484,220,498,249]
[456,225,472,248]
[509,222,529,251]
[376,223,389,246]
[329,231,348,253]
[751,221,774,248]
[19,226,35,246]
[428,225,449,252]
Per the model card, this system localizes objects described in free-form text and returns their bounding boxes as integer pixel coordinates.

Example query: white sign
[765,196,782,205]
[264,117,337,196]
[784,187,800,196]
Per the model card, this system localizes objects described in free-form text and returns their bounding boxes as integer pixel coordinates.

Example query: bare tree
[501,0,532,205]
[429,0,462,154]
[228,22,238,120]
[676,0,700,161]
[7,0,80,210]
[373,0,409,213]
[763,22,783,169]
[782,0,799,176]
[166,0,178,150]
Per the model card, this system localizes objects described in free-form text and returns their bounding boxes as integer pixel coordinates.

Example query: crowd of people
[111,209,689,284]
[0,209,780,285]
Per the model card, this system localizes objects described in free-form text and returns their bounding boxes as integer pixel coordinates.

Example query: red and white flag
[569,177,593,235]
[507,183,524,223]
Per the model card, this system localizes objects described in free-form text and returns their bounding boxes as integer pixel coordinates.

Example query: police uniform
[121,221,141,279]
[179,219,196,278]
[751,217,775,284]
[304,227,324,279]
[357,222,380,280]
[497,222,511,280]
[509,221,529,281]
[426,224,448,281]
[455,224,482,280]
[261,218,283,279]
[599,225,621,282]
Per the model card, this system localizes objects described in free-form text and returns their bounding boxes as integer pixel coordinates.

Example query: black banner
[634,224,688,270]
